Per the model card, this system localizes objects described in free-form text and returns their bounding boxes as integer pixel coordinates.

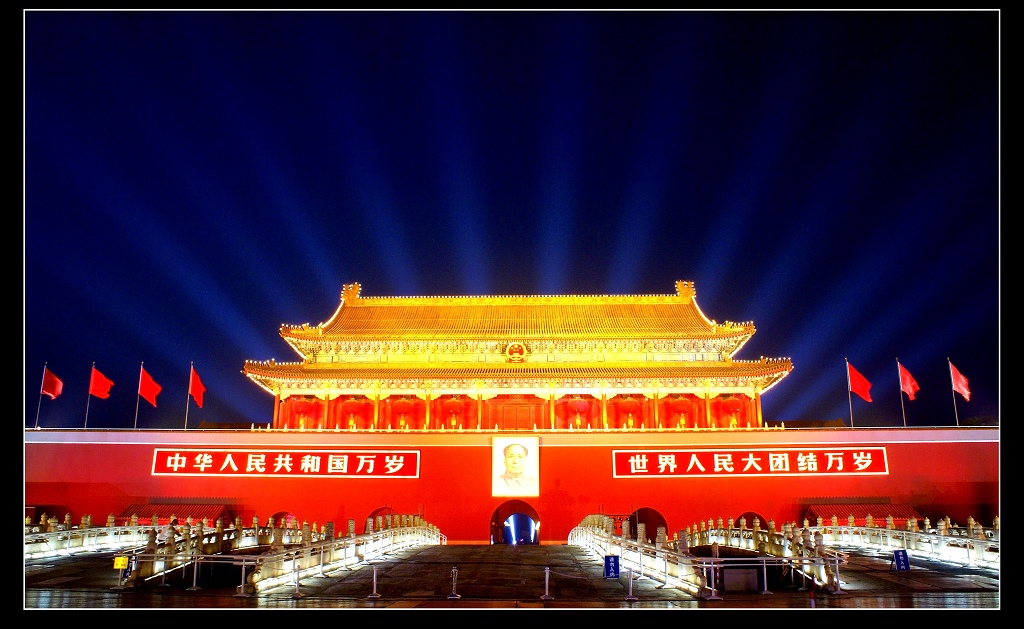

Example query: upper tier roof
[280,280,754,344]
[244,280,792,397]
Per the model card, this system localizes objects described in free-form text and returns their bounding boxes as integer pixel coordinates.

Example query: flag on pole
[138,366,162,407]
[847,361,873,402]
[89,366,114,399]
[41,367,63,400]
[189,366,206,408]
[949,361,971,402]
[898,362,920,401]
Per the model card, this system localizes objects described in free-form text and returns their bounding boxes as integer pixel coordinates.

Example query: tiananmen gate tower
[25,281,999,544]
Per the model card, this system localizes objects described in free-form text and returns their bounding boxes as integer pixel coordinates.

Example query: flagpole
[897,358,906,428]
[134,363,143,430]
[948,358,960,427]
[185,361,192,431]
[35,364,47,429]
[85,362,94,429]
[845,358,854,428]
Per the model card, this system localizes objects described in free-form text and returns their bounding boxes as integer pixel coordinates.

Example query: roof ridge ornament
[342,283,362,303]
[675,280,695,303]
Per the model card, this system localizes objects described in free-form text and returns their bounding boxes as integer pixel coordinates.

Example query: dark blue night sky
[24,10,1000,430]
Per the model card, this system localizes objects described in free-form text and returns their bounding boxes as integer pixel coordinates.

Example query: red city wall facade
[24,427,998,544]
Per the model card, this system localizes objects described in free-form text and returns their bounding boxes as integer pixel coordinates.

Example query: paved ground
[24,543,1000,610]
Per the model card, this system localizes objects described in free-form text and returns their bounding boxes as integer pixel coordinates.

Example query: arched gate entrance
[490,500,540,544]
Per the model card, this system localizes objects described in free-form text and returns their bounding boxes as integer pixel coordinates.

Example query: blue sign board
[604,555,620,579]
[891,549,910,571]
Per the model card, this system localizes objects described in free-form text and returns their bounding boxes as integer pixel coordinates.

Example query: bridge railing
[569,524,843,599]
[805,524,999,569]
[25,525,164,559]
[26,514,444,560]
[113,524,444,593]
[682,521,998,569]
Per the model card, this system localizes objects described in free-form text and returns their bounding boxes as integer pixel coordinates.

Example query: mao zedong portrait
[495,442,538,496]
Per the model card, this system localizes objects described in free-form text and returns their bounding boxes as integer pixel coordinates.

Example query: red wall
[24,428,998,543]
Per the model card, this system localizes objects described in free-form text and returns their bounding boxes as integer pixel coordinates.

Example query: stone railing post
[195,521,205,553]
[215,519,225,552]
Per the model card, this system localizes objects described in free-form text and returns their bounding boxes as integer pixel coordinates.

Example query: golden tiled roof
[244,281,793,396]
[281,281,754,343]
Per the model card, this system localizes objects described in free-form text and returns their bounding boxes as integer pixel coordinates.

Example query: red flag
[139,367,162,407]
[41,367,63,400]
[898,362,920,401]
[847,361,872,402]
[950,361,971,402]
[189,366,206,408]
[89,366,114,399]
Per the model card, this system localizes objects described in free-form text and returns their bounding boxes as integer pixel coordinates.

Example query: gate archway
[737,510,771,532]
[365,505,397,533]
[626,506,668,544]
[268,511,297,528]
[489,500,540,544]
